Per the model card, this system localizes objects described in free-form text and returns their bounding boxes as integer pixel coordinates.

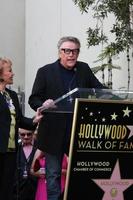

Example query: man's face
[59,41,80,70]
[19,128,33,146]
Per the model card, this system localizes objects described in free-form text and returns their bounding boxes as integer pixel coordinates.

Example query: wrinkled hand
[33,108,43,123]
[38,99,56,113]
[42,99,56,109]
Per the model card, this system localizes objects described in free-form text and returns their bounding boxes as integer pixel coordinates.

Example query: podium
[40,88,133,200]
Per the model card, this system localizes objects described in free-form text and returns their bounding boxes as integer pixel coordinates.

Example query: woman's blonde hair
[0,57,12,82]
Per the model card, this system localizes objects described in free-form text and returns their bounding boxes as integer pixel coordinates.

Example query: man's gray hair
[57,36,81,49]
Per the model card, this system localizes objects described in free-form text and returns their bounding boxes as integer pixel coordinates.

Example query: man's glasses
[60,48,79,55]
[19,132,32,137]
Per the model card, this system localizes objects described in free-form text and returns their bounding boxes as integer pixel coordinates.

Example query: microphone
[74,67,77,72]
[68,68,77,102]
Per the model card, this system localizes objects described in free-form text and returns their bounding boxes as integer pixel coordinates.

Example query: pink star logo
[127,125,133,138]
[92,160,133,200]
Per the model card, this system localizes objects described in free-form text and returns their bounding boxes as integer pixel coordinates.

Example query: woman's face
[1,62,14,85]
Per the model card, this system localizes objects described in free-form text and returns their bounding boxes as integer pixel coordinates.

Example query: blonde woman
[0,57,41,200]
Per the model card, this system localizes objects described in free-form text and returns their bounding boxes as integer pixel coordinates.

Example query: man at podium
[28,36,106,200]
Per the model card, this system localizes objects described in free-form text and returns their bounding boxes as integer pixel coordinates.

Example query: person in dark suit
[28,36,106,200]
[0,57,41,200]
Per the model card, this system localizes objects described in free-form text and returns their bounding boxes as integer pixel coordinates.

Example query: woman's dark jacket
[0,88,35,153]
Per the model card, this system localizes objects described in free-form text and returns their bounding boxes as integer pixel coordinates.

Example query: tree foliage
[73,0,133,56]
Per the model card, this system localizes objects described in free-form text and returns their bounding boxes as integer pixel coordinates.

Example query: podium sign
[64,98,133,200]
[39,87,133,200]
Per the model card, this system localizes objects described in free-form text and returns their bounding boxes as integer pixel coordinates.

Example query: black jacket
[13,142,37,200]
[28,60,106,155]
[0,88,35,153]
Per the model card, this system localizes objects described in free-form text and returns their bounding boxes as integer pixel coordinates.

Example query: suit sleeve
[12,91,36,130]
[29,67,47,111]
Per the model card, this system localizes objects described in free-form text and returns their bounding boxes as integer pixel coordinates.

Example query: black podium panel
[64,99,133,200]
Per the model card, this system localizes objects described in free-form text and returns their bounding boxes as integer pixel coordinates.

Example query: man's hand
[38,99,57,113]
[42,99,56,109]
